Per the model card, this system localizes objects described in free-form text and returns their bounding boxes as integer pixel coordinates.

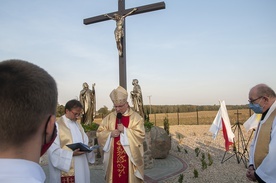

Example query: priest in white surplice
[47,99,95,183]
[246,84,276,183]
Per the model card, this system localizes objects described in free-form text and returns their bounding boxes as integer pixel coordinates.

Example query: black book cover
[66,142,99,152]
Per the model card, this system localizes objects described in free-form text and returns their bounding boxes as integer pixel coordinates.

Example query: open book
[66,142,100,152]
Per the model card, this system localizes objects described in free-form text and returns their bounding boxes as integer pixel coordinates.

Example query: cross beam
[84,1,165,90]
[83,2,165,25]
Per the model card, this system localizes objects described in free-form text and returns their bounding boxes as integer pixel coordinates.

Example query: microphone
[117,113,122,124]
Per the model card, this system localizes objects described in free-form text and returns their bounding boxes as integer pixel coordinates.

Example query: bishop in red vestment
[97,86,145,183]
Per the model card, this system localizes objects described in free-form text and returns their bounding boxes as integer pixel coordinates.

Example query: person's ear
[45,115,56,142]
[263,96,269,102]
[40,115,57,156]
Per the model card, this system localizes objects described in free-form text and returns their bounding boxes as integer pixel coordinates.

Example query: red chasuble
[113,116,129,182]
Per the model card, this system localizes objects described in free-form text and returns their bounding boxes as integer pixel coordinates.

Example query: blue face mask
[249,103,263,114]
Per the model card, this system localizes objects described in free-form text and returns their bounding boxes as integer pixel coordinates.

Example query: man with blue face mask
[246,84,276,182]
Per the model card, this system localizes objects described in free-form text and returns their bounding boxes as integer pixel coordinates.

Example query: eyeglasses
[248,96,263,104]
[70,111,81,117]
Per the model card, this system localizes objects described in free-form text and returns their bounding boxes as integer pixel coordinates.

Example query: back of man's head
[0,59,58,150]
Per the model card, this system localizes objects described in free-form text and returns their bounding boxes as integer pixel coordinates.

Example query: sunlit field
[94,109,252,126]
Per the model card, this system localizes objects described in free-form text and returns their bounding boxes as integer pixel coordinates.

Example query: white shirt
[0,159,45,183]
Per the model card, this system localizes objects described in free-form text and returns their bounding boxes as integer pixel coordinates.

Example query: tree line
[56,104,249,118]
[143,104,249,114]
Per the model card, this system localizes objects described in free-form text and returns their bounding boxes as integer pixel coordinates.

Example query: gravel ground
[162,125,253,183]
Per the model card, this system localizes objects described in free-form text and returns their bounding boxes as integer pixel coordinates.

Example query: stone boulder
[86,131,97,146]
[150,126,171,159]
[143,131,154,169]
[86,131,102,163]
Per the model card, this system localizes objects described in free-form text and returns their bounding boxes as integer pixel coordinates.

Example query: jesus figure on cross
[104,8,137,56]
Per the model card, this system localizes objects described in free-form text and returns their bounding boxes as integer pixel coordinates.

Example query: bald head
[249,84,276,98]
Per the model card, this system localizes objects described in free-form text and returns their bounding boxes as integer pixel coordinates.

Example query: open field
[94,109,252,126]
[148,109,251,126]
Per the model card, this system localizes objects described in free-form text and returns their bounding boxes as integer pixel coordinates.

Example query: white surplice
[47,115,95,183]
[0,159,45,183]
[249,101,276,182]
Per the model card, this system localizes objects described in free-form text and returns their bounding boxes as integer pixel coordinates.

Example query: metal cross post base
[221,122,254,168]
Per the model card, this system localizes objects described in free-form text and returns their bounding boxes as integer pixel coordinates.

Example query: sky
[1,0,276,110]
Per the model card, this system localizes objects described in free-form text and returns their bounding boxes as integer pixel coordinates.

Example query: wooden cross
[83,1,165,90]
[235,109,242,122]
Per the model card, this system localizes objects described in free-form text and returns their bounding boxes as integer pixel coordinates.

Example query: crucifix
[83,1,165,90]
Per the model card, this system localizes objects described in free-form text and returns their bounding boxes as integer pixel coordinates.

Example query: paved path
[42,154,187,183]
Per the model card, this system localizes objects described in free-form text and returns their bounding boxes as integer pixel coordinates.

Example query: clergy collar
[261,108,269,120]
[123,108,130,115]
[63,115,76,124]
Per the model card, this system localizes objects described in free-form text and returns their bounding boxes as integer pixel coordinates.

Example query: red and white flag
[209,100,235,151]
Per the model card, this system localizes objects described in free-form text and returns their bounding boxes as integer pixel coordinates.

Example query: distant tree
[98,106,109,118]
[56,104,65,117]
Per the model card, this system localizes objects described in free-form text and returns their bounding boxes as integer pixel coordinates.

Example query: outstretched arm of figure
[123,8,137,18]
[92,83,96,93]
[104,14,114,20]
